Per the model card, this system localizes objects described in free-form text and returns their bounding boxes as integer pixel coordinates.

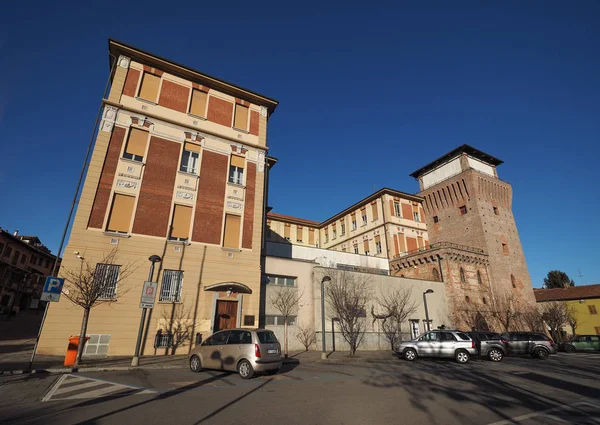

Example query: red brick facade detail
[142,65,163,76]
[389,200,395,216]
[242,163,256,249]
[419,207,425,222]
[207,97,233,127]
[132,137,179,237]
[249,110,259,136]
[192,151,228,244]
[88,127,126,228]
[192,82,208,92]
[158,80,190,113]
[406,237,418,252]
[401,203,413,220]
[393,234,399,255]
[123,68,140,97]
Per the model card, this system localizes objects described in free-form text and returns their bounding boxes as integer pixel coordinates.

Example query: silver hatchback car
[397,330,476,363]
[189,328,282,379]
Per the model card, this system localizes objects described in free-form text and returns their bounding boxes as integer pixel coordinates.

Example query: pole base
[131,356,139,367]
[321,352,328,360]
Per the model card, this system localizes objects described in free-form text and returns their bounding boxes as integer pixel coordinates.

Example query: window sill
[177,170,199,178]
[188,113,207,120]
[103,232,131,238]
[221,247,242,252]
[135,97,158,105]
[233,127,249,134]
[167,240,191,246]
[158,300,183,304]
[120,157,145,166]
[227,182,246,189]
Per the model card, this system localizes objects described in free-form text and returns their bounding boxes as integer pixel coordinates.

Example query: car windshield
[257,331,278,344]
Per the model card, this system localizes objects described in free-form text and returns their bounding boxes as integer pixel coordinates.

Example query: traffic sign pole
[28,302,50,370]
[132,256,161,367]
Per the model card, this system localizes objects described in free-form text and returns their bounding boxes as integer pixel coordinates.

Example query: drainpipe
[258,157,271,328]
[437,254,444,282]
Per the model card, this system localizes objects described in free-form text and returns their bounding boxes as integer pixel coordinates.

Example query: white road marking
[487,401,600,425]
[41,374,68,402]
[42,374,156,402]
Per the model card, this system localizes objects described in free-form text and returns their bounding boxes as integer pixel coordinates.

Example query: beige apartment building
[37,40,278,356]
[267,188,429,260]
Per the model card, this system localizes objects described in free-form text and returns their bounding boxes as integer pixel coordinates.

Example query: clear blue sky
[1,1,598,287]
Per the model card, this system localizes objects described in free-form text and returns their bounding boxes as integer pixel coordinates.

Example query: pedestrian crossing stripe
[42,374,156,402]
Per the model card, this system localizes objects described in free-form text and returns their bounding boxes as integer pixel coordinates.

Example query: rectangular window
[284,224,290,241]
[340,221,345,235]
[363,239,370,255]
[160,270,183,302]
[189,89,208,117]
[12,251,19,265]
[38,257,42,266]
[138,72,161,102]
[371,203,379,221]
[223,214,241,248]
[589,305,598,315]
[352,219,357,230]
[296,226,303,242]
[21,254,26,264]
[459,205,468,215]
[309,228,315,245]
[361,208,367,225]
[3,246,11,257]
[433,216,439,223]
[180,142,200,174]
[324,230,329,243]
[106,194,135,234]
[234,104,249,131]
[413,211,420,222]
[169,205,192,241]
[266,315,297,326]
[266,275,297,287]
[502,243,509,254]
[493,206,499,216]
[123,128,148,162]
[30,255,35,264]
[394,202,401,217]
[0,243,4,256]
[229,155,245,185]
[375,235,382,254]
[353,245,359,254]
[95,264,120,300]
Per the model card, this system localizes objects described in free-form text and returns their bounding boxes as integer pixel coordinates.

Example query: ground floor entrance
[213,300,238,332]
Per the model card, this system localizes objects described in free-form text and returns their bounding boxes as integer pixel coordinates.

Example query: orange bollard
[64,336,89,366]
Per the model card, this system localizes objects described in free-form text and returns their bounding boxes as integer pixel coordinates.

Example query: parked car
[560,335,600,353]
[396,330,476,363]
[189,328,282,379]
[468,332,508,362]
[500,332,558,359]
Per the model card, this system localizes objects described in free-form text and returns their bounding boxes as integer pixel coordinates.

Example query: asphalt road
[1,353,600,425]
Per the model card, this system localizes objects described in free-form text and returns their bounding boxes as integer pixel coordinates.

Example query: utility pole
[578,269,584,286]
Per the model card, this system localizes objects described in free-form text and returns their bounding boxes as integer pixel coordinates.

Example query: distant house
[534,285,600,336]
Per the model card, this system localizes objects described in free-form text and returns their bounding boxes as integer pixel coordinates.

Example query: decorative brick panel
[406,237,418,252]
[122,69,140,98]
[88,127,126,228]
[132,137,179,237]
[401,203,413,220]
[249,110,259,136]
[158,80,190,113]
[207,97,233,127]
[192,151,228,244]
[242,163,256,249]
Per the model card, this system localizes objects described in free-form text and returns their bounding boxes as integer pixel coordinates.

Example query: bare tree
[376,287,418,350]
[451,302,491,332]
[539,301,569,342]
[488,291,521,333]
[61,249,136,366]
[159,303,194,355]
[566,304,578,337]
[296,324,317,351]
[521,310,544,332]
[321,269,372,357]
[270,285,304,358]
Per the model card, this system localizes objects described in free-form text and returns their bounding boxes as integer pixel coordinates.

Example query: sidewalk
[286,350,400,364]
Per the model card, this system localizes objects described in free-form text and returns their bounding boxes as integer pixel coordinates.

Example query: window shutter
[107,194,135,233]
[231,154,245,168]
[309,228,314,244]
[126,128,148,157]
[234,104,249,130]
[190,89,207,117]
[417,236,424,248]
[170,205,192,239]
[398,234,407,253]
[363,239,369,252]
[223,214,241,248]
[184,142,201,153]
[284,223,290,239]
[296,226,303,241]
[371,203,379,220]
[375,235,381,244]
[139,73,161,102]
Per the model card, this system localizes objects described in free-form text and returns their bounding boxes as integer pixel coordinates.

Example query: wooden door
[215,300,238,331]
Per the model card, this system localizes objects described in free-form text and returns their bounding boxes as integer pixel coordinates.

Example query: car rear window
[257,331,278,344]
[456,332,470,341]
[530,334,550,341]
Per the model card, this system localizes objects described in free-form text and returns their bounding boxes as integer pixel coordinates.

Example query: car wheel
[565,345,575,353]
[190,355,202,373]
[403,348,417,361]
[488,348,504,362]
[534,348,549,360]
[455,349,470,364]
[238,359,255,379]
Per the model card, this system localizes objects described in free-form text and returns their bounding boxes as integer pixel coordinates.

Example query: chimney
[13,230,19,237]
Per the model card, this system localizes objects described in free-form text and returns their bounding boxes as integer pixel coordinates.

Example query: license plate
[268,349,278,354]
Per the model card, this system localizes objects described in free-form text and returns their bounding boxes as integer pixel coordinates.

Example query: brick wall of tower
[418,168,536,308]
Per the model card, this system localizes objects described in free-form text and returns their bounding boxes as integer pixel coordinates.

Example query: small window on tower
[433,216,439,223]
[493,206,499,216]
[459,206,468,215]
[502,243,509,255]
[465,296,470,303]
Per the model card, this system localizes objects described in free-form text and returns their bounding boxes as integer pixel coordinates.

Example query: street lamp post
[320,276,331,360]
[423,289,434,332]
[132,255,161,367]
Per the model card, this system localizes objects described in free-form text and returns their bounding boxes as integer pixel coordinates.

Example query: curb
[0,364,186,375]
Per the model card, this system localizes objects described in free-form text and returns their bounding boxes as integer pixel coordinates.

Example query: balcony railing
[392,241,485,260]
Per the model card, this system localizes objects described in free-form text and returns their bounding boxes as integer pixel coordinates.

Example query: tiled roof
[534,284,600,302]
[266,212,320,227]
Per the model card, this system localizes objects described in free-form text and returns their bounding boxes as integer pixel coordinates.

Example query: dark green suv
[560,335,600,353]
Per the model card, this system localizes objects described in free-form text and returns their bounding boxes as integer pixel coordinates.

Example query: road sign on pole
[140,281,157,309]
[41,276,65,302]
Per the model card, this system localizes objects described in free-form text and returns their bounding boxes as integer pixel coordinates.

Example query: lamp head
[424,289,434,295]
[148,255,162,263]
[322,276,331,283]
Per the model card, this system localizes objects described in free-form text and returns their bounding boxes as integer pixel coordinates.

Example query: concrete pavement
[2,353,599,424]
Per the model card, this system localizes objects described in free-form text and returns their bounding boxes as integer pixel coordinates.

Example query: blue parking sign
[41,276,65,302]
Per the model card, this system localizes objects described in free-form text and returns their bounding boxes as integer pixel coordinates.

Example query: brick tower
[409,145,536,313]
